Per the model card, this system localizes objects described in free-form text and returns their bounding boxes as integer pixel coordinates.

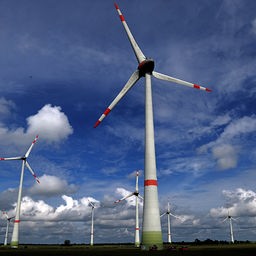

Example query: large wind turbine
[222,211,237,243]
[160,202,180,244]
[114,171,143,247]
[94,3,211,250]
[88,199,96,246]
[0,135,40,248]
[2,211,15,246]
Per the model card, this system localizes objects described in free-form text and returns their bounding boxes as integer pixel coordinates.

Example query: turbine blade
[88,199,95,208]
[114,3,146,63]
[152,71,212,92]
[25,135,39,158]
[160,213,166,218]
[222,217,228,222]
[170,212,180,219]
[25,161,40,184]
[138,195,144,201]
[94,70,140,128]
[0,156,23,161]
[114,193,134,203]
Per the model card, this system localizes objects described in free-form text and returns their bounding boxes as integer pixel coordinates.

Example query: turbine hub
[137,58,154,77]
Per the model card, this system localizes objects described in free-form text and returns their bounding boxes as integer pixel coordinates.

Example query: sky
[0,0,256,245]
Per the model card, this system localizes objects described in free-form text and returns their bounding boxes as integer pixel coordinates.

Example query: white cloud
[210,188,256,218]
[198,115,256,170]
[0,103,73,148]
[27,104,73,143]
[30,174,77,197]
[11,195,100,222]
[212,144,238,170]
[0,97,16,118]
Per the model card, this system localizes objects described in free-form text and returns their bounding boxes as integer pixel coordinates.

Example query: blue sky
[0,0,256,244]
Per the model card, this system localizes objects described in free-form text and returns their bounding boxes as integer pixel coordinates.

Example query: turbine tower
[88,199,96,246]
[94,3,211,250]
[160,202,180,244]
[114,171,143,247]
[0,135,40,248]
[222,211,237,243]
[2,211,14,246]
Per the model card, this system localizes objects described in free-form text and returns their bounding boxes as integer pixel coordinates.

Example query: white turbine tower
[160,202,180,244]
[0,135,40,248]
[222,211,237,244]
[88,199,96,246]
[114,171,143,247]
[94,3,211,250]
[2,211,15,246]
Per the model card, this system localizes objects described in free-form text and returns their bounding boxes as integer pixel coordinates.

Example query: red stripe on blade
[103,108,111,116]
[193,84,200,90]
[14,220,20,223]
[206,88,212,92]
[144,179,158,186]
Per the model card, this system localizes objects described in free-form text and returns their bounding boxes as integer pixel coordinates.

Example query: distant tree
[64,240,71,246]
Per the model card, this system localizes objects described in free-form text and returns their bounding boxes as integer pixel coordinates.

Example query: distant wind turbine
[0,135,40,248]
[94,2,211,250]
[88,199,97,246]
[114,171,143,247]
[2,211,15,246]
[222,211,237,243]
[160,202,180,244]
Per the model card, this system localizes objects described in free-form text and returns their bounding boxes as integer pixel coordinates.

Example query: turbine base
[141,231,163,250]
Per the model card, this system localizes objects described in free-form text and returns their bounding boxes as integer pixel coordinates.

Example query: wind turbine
[94,3,211,250]
[0,135,40,248]
[160,202,180,244]
[88,199,96,246]
[2,211,15,246]
[114,171,143,247]
[222,211,237,243]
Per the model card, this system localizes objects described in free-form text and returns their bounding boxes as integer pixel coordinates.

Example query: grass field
[0,244,256,256]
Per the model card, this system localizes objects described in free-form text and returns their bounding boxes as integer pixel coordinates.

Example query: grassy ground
[0,243,255,256]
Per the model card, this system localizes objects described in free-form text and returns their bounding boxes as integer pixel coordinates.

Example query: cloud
[212,144,238,170]
[9,195,100,222]
[30,174,77,197]
[198,115,256,170]
[0,97,16,119]
[210,188,256,218]
[0,103,73,148]
[26,104,73,143]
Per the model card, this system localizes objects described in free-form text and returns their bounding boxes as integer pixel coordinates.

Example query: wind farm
[0,0,256,254]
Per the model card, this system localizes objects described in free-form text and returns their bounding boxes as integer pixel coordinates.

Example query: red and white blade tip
[193,84,212,92]
[33,135,39,143]
[114,199,121,204]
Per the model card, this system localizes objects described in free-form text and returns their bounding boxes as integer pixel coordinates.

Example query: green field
[0,244,256,256]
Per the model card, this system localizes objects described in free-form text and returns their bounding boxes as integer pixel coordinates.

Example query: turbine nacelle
[138,58,155,77]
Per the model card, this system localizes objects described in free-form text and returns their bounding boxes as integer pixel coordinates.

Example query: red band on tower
[144,179,158,186]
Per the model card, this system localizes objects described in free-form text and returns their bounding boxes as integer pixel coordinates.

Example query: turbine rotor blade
[114,3,146,63]
[138,195,144,201]
[25,135,39,158]
[25,161,40,184]
[222,217,228,222]
[94,70,140,128]
[114,192,134,204]
[88,199,95,208]
[152,71,212,92]
[160,213,167,218]
[0,156,23,161]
